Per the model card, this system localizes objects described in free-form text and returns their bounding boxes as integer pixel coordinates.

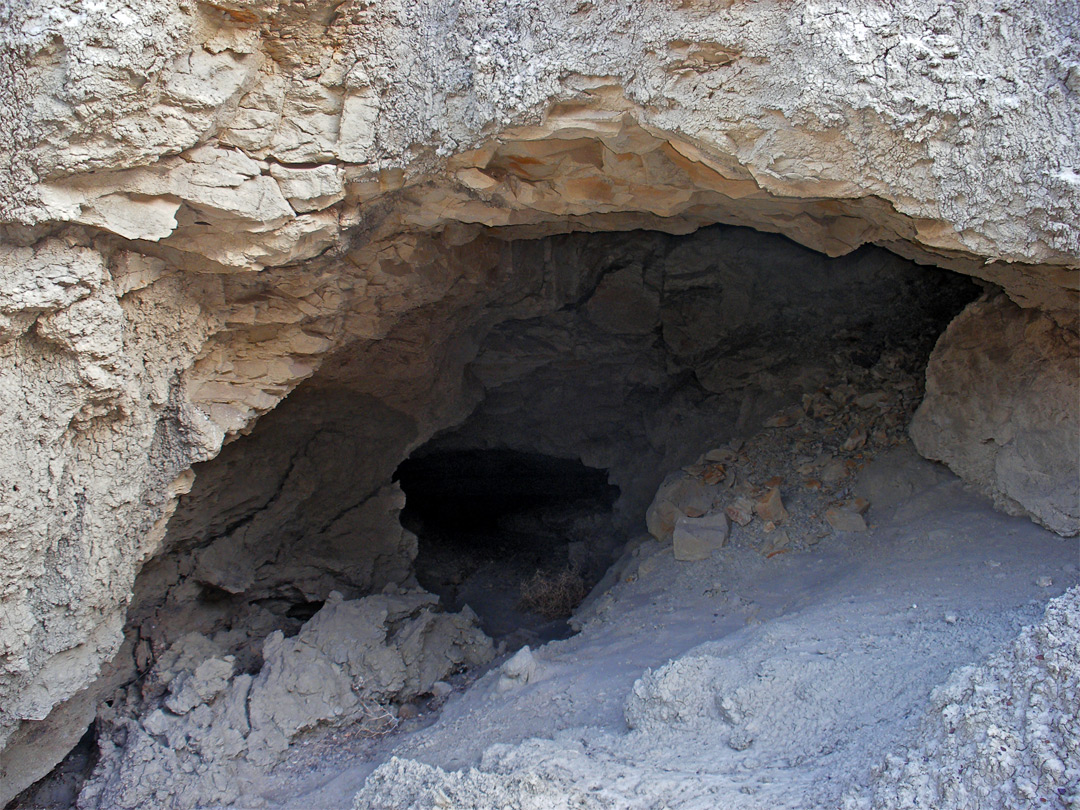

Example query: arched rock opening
[135,224,980,650]
[7,221,989,808]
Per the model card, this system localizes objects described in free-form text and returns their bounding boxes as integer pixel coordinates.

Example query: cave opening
[9,223,994,810]
[395,449,621,645]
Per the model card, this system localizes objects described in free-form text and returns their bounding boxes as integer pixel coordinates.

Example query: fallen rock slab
[673,512,730,561]
[825,507,868,533]
[646,472,719,541]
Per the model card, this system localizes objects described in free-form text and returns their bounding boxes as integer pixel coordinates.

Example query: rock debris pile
[352,444,1079,810]
[852,586,1080,810]
[647,345,930,561]
[77,593,492,810]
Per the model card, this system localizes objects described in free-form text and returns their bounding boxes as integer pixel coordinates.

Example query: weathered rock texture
[79,592,492,810]
[119,226,972,719]
[912,293,1080,537]
[855,586,1080,809]
[0,0,1078,800]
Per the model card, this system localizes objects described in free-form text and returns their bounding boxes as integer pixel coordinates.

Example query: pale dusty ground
[206,445,1080,810]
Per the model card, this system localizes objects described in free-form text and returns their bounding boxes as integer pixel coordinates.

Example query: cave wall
[1,0,1078,801]
[114,225,972,688]
[912,293,1080,537]
[420,227,979,525]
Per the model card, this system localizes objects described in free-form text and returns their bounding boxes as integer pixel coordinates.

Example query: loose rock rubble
[350,465,1080,810]
[77,592,493,810]
[647,346,930,561]
[848,587,1080,810]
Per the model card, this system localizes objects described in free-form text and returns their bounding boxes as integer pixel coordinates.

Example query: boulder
[824,507,868,533]
[646,473,719,542]
[672,512,730,561]
[911,294,1079,536]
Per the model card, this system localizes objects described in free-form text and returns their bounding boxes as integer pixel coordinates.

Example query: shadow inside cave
[396,448,622,648]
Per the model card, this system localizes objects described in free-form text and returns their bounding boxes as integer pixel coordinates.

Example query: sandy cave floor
[204,444,1080,810]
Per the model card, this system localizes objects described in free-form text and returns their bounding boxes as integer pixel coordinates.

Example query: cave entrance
[113,224,982,664]
[395,449,621,647]
[10,222,989,809]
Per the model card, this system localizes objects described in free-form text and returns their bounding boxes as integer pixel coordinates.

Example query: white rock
[496,646,538,692]
[269,164,347,213]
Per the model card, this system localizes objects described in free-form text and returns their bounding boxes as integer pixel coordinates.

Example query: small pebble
[1036,576,1053,588]
[944,612,958,624]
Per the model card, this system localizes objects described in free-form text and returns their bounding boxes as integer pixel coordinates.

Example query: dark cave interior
[396,449,621,646]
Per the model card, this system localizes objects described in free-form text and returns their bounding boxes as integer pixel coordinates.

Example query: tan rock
[701,464,726,485]
[725,497,755,527]
[842,429,867,452]
[911,293,1079,536]
[646,473,718,541]
[825,507,868,533]
[820,459,848,485]
[672,512,730,562]
[763,530,791,556]
[855,392,888,409]
[704,447,738,464]
[764,406,801,428]
[754,487,789,524]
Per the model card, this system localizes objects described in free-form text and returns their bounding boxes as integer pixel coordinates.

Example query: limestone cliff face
[0,0,1078,800]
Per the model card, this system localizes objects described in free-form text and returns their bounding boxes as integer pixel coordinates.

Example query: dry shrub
[357,697,400,738]
[518,568,588,619]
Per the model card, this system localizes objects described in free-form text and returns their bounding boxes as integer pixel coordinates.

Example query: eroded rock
[646,473,719,542]
[673,512,730,562]
[911,294,1080,537]
[78,592,493,810]
[825,507,869,534]
[1,0,1078,796]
